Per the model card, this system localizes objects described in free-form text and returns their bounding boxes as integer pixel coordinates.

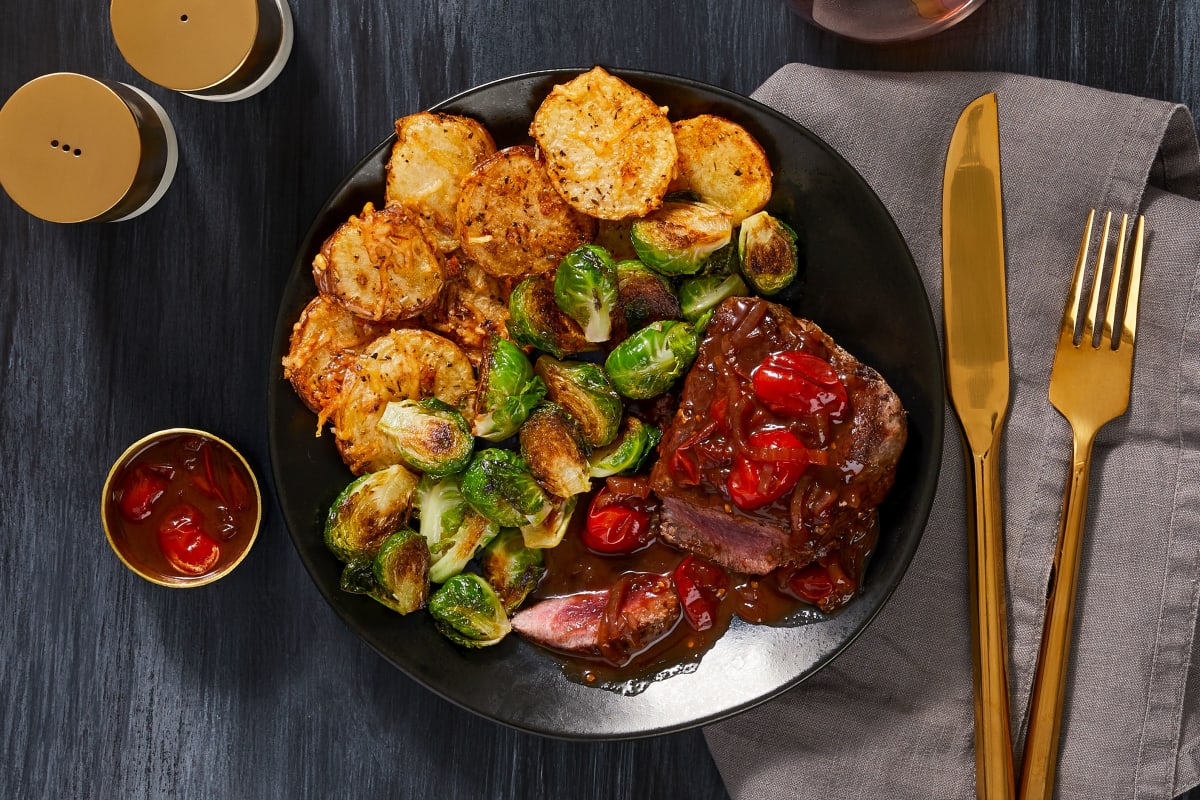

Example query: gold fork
[1018,209,1146,800]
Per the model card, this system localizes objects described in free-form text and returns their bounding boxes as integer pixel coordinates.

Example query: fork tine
[1081,210,1112,344]
[1102,214,1130,348]
[1063,209,1095,339]
[1120,215,1146,347]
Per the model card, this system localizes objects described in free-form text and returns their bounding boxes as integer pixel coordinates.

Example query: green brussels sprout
[630,201,733,276]
[480,528,546,613]
[679,272,749,326]
[613,260,682,339]
[519,403,592,498]
[473,336,546,442]
[428,573,512,648]
[323,464,419,563]
[533,355,623,448]
[702,241,741,276]
[604,320,700,400]
[415,474,500,584]
[521,494,577,549]
[377,398,474,477]
[737,211,799,295]
[338,559,378,595]
[554,245,619,343]
[506,276,598,359]
[371,529,430,614]
[461,448,551,528]
[588,416,663,477]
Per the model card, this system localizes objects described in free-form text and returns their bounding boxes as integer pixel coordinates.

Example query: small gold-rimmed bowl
[102,428,262,587]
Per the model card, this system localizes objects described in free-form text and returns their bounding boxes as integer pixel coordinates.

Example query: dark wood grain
[1,1,1197,798]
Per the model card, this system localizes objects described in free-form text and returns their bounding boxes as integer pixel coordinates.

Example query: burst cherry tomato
[786,563,835,604]
[751,350,848,421]
[157,503,221,575]
[116,465,172,522]
[583,486,655,554]
[726,429,809,511]
[672,555,729,631]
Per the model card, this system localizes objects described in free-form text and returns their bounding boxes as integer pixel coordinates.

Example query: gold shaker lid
[0,73,147,223]
[110,0,260,93]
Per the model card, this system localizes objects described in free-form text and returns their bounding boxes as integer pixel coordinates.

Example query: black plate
[268,68,944,739]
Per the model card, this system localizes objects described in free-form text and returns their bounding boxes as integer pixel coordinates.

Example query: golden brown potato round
[668,115,773,225]
[281,295,391,419]
[331,329,475,475]
[421,256,514,365]
[456,145,596,278]
[385,112,497,253]
[530,66,677,220]
[312,202,444,323]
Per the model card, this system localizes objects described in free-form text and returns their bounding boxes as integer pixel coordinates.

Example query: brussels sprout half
[461,448,551,529]
[737,211,799,295]
[428,573,512,648]
[554,245,619,343]
[480,528,546,613]
[473,336,546,442]
[323,464,419,563]
[377,398,474,477]
[613,260,682,339]
[520,494,578,549]
[519,403,592,498]
[506,276,597,360]
[533,356,624,448]
[415,473,500,584]
[630,201,733,276]
[604,320,700,400]
[679,272,749,326]
[588,416,663,477]
[371,528,430,614]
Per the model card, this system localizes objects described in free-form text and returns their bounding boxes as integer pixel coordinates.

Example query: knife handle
[965,438,1016,800]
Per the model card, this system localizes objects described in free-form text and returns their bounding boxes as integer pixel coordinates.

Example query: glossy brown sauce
[105,433,259,584]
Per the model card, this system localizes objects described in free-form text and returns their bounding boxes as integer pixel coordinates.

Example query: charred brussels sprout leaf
[371,528,430,614]
[377,398,474,477]
[480,528,546,613]
[519,403,592,498]
[630,201,733,276]
[554,245,619,343]
[428,573,512,648]
[613,260,682,339]
[702,241,740,276]
[588,416,663,477]
[323,465,419,563]
[339,559,378,595]
[520,494,577,549]
[604,320,700,399]
[737,211,799,295]
[473,336,546,442]
[461,448,550,528]
[415,473,500,584]
[506,276,597,359]
[534,356,623,448]
[679,272,749,327]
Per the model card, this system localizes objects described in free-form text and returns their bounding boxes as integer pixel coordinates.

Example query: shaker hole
[61,144,70,151]
[180,13,188,21]
[73,149,82,157]
[50,139,59,148]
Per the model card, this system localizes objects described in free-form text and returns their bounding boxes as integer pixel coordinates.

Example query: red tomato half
[751,351,848,421]
[786,564,835,604]
[583,487,654,555]
[673,555,729,631]
[157,504,221,575]
[116,465,172,522]
[726,430,809,511]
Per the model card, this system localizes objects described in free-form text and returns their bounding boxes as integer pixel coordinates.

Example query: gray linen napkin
[704,64,1200,800]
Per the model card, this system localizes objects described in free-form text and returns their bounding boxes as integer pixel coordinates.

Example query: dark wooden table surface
[3,1,1197,797]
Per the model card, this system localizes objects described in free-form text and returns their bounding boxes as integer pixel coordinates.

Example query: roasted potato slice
[530,67,677,221]
[422,256,514,365]
[282,295,390,420]
[331,329,476,475]
[456,145,596,278]
[668,115,773,225]
[385,112,497,253]
[312,202,444,323]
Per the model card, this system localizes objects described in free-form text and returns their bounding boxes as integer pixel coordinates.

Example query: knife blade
[942,92,1015,800]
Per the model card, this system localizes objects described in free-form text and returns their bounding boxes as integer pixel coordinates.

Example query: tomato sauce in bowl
[102,429,261,587]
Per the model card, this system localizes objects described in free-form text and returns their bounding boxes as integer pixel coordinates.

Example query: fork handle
[965,440,1016,800]
[1019,426,1096,800]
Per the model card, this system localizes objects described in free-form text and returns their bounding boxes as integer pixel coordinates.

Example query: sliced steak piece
[511,573,680,666]
[648,297,906,609]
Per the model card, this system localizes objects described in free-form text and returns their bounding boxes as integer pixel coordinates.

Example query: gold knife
[942,92,1016,800]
